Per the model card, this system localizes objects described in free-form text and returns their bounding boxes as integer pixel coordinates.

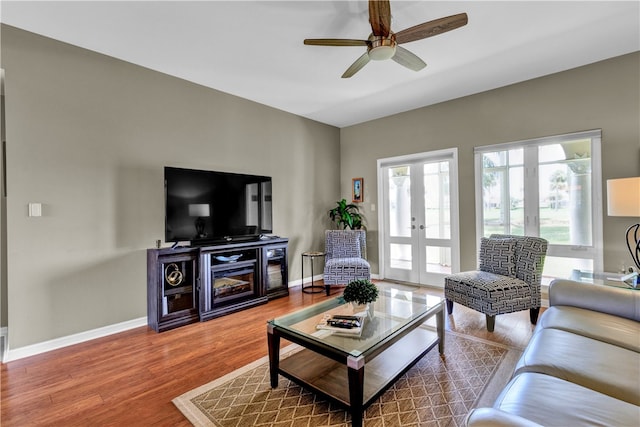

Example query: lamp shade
[188,203,210,217]
[607,177,640,217]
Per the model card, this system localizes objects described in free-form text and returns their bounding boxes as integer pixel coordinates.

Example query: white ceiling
[2,1,639,128]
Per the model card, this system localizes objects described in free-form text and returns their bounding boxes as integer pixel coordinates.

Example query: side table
[301,251,325,294]
[569,269,639,289]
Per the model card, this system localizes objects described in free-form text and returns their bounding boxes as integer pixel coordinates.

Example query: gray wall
[340,52,640,274]
[1,25,340,349]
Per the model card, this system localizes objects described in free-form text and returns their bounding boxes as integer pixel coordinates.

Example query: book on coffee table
[316,314,366,337]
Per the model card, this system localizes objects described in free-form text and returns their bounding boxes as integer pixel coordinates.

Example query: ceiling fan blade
[342,52,371,78]
[369,0,392,37]
[395,13,468,44]
[304,39,369,47]
[391,46,427,71]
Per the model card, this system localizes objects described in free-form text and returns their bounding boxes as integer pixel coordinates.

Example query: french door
[378,149,459,286]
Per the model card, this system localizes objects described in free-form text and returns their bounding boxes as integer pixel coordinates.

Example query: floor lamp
[607,177,640,273]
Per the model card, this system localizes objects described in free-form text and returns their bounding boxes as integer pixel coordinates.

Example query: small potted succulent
[342,279,379,313]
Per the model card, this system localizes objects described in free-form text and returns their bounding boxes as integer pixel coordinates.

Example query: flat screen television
[164,167,273,244]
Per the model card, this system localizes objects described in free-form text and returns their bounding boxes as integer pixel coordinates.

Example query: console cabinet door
[263,243,289,299]
[147,250,199,332]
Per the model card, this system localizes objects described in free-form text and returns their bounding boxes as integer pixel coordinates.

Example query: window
[475,130,603,282]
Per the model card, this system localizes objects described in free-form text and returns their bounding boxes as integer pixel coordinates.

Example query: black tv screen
[164,167,273,244]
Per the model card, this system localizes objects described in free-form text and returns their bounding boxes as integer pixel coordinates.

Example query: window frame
[474,130,603,280]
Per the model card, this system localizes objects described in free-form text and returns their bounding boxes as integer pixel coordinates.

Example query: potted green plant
[328,199,364,230]
[342,279,379,307]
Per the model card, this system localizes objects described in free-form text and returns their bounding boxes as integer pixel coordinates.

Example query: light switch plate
[28,203,42,217]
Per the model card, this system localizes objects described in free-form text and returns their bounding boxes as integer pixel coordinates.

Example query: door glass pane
[390,243,411,270]
[388,166,411,238]
[425,246,451,274]
[423,162,450,239]
[538,141,592,245]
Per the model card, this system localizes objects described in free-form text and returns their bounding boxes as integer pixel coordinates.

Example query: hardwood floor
[1,282,540,426]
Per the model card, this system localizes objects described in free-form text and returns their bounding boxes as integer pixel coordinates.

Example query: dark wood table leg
[267,322,280,388]
[347,355,365,427]
[437,302,445,355]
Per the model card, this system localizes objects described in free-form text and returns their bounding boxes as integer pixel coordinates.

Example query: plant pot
[351,302,371,317]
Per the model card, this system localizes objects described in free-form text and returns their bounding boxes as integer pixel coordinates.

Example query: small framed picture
[352,178,363,203]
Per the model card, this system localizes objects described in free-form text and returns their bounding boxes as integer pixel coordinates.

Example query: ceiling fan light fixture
[368,35,397,61]
[369,45,397,61]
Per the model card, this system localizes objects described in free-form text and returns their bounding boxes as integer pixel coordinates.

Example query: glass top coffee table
[267,288,444,427]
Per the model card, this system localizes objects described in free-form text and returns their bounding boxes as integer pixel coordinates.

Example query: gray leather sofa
[466,279,640,426]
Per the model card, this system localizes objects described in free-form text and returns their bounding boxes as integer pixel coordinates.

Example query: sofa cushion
[466,408,543,427]
[514,328,640,405]
[488,372,640,427]
[549,279,640,321]
[537,305,640,352]
[479,237,516,277]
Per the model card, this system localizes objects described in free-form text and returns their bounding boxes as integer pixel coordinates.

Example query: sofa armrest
[466,408,544,427]
[549,279,640,321]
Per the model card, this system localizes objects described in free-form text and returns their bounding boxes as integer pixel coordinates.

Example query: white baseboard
[288,274,324,288]
[1,326,7,363]
[288,278,302,288]
[3,317,147,363]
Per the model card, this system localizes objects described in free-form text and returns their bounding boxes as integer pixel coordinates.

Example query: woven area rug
[173,331,521,427]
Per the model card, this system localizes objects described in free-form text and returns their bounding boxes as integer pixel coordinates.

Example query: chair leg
[530,307,540,325]
[446,299,454,315]
[325,284,330,296]
[485,314,496,332]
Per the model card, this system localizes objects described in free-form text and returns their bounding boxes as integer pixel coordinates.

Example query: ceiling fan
[304,0,468,78]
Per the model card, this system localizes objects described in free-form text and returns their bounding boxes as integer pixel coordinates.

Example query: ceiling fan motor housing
[368,34,397,61]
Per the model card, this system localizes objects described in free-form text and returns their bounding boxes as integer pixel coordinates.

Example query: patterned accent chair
[323,230,371,296]
[444,234,548,332]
